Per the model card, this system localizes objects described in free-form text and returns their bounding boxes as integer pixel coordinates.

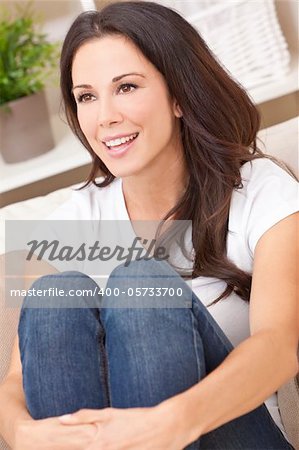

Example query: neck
[122,154,188,221]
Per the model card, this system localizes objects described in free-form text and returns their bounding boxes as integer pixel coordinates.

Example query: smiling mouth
[103,133,139,154]
[103,133,139,150]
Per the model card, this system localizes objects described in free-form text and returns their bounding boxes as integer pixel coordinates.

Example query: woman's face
[71,35,183,179]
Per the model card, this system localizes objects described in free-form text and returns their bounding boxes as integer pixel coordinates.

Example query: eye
[76,93,96,103]
[117,83,137,94]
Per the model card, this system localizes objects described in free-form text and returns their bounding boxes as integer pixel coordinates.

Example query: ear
[173,99,183,118]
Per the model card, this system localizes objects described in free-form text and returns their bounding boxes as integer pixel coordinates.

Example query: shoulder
[228,157,298,260]
[232,157,298,211]
[47,177,122,221]
[239,157,297,191]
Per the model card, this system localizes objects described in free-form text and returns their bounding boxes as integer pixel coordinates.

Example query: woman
[0,1,298,449]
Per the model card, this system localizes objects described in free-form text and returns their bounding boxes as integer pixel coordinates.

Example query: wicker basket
[157,0,291,90]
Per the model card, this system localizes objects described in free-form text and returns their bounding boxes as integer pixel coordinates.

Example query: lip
[103,133,139,158]
[101,132,138,143]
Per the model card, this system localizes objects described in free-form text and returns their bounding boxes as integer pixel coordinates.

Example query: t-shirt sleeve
[243,159,298,257]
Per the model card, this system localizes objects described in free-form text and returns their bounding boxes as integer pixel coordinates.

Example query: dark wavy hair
[60,1,294,305]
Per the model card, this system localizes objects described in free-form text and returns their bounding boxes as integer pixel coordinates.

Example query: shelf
[0,128,91,194]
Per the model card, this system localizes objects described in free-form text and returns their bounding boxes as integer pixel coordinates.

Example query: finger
[58,408,112,424]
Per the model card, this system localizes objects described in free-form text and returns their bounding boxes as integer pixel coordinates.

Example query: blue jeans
[18,258,294,449]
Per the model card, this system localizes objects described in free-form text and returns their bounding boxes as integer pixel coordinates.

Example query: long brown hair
[60,1,294,305]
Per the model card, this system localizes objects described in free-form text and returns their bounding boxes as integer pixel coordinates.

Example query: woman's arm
[0,365,97,450]
[0,337,32,448]
[163,212,299,442]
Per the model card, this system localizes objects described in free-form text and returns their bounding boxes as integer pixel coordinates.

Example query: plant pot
[0,91,55,164]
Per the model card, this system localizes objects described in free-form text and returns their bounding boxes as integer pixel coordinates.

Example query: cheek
[120,96,149,124]
[77,107,97,138]
[142,89,173,123]
[124,94,163,137]
[146,100,174,142]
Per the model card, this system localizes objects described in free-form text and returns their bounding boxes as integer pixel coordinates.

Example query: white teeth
[105,133,138,148]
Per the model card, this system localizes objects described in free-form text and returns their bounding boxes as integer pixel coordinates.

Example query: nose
[97,96,123,128]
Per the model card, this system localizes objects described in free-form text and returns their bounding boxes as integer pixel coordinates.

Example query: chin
[107,161,147,179]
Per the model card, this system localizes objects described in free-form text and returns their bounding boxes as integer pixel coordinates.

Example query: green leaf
[0,1,61,106]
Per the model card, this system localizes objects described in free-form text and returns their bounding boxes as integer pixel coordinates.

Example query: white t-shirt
[47,158,298,439]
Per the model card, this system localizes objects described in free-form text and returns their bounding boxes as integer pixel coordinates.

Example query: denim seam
[97,320,111,407]
[190,308,204,381]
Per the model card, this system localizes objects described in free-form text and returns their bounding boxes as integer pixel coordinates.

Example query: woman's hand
[14,416,97,450]
[58,400,195,450]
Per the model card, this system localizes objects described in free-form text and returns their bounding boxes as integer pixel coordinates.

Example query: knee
[22,270,100,308]
[26,270,92,292]
[18,271,101,342]
[105,258,192,308]
[109,257,177,279]
[101,259,193,330]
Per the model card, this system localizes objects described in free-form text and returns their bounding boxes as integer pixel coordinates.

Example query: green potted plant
[0,3,60,163]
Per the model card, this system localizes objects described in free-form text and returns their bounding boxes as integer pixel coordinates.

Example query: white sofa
[0,117,298,449]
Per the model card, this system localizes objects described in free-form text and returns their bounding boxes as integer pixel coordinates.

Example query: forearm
[167,331,298,442]
[0,374,32,448]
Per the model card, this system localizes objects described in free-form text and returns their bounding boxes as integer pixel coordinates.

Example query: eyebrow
[72,72,145,92]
